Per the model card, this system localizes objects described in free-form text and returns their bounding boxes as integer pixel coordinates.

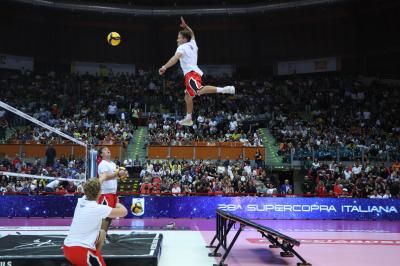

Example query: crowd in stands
[302,158,400,199]
[136,158,283,196]
[134,158,399,198]
[1,152,399,198]
[0,68,267,146]
[0,69,145,145]
[1,69,399,162]
[146,117,263,146]
[270,76,400,162]
[1,68,400,198]
[0,154,85,194]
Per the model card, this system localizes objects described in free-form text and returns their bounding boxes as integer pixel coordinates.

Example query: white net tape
[1,171,85,183]
[0,100,89,181]
[0,101,87,147]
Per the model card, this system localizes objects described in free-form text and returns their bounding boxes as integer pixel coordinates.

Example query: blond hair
[83,179,101,201]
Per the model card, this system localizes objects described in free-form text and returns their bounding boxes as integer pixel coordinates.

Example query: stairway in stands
[126,126,147,161]
[119,126,148,194]
[259,128,284,166]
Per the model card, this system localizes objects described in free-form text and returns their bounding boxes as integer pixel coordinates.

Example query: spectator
[131,103,140,130]
[107,101,118,122]
[301,176,315,195]
[254,150,263,168]
[45,179,60,192]
[140,176,153,194]
[369,190,383,199]
[382,189,391,199]
[171,182,182,195]
[312,159,320,170]
[315,180,327,196]
[0,117,8,141]
[339,188,352,198]
[133,155,141,167]
[45,145,57,167]
[245,181,257,194]
[352,162,362,176]
[280,179,293,194]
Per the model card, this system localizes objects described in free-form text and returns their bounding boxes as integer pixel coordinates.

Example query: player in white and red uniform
[64,179,127,266]
[159,17,235,126]
[97,146,127,232]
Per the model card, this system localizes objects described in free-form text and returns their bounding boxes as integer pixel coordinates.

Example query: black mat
[0,232,162,266]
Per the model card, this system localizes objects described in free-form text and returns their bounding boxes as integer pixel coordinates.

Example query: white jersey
[64,196,112,249]
[98,160,118,194]
[46,180,59,189]
[175,39,203,76]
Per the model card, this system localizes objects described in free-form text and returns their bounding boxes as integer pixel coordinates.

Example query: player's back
[64,196,111,249]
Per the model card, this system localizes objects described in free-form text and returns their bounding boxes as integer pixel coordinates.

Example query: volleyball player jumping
[159,17,235,126]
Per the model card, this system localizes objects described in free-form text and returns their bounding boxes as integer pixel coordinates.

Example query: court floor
[1,218,399,266]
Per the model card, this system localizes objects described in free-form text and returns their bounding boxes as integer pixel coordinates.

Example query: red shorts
[64,245,106,266]
[98,194,117,208]
[184,71,203,97]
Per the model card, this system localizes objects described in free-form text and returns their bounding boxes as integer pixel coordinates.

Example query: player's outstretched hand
[159,66,166,75]
[180,16,187,29]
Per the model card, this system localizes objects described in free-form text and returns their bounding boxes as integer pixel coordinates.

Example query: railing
[0,143,124,159]
[148,142,265,160]
[0,191,370,198]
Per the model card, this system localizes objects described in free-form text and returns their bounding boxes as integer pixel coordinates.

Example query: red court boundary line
[247,238,400,246]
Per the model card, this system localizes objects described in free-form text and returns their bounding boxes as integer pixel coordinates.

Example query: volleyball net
[0,100,89,184]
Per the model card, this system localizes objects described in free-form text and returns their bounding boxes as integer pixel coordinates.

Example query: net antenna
[0,100,88,183]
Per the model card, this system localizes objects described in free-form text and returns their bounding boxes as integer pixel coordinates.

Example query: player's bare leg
[185,93,194,115]
[198,85,235,95]
[178,86,235,126]
[179,93,194,126]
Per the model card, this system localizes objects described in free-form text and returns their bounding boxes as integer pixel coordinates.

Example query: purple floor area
[1,218,400,233]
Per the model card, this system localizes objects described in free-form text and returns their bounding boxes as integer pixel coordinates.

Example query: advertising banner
[0,196,399,220]
[71,61,135,75]
[0,53,34,70]
[201,65,235,77]
[276,57,340,75]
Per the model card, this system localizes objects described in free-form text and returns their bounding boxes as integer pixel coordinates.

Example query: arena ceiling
[10,0,354,16]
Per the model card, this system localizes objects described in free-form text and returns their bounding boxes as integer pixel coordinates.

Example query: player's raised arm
[159,53,182,75]
[180,17,195,40]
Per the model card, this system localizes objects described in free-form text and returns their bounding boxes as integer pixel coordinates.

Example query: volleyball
[117,167,129,179]
[107,32,121,46]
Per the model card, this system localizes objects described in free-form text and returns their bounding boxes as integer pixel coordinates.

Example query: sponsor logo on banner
[131,198,145,216]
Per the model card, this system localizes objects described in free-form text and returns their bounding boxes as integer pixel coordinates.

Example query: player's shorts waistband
[184,70,201,76]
